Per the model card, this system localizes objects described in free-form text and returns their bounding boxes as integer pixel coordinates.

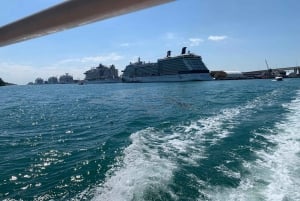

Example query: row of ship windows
[126,64,206,71]
[124,62,208,75]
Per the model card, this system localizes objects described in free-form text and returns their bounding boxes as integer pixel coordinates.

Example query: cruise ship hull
[122,73,212,82]
[85,79,121,84]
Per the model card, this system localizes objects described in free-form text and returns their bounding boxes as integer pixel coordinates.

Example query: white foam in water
[91,92,275,200]
[259,96,300,201]
[91,110,241,200]
[215,164,241,180]
[207,91,300,201]
[92,128,178,201]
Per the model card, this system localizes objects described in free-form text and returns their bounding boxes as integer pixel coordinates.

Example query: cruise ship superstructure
[84,64,121,83]
[122,47,212,82]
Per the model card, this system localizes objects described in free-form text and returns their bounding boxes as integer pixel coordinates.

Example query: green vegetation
[0,78,14,86]
[0,78,6,86]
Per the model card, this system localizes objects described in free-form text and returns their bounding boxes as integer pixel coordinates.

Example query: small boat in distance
[275,76,283,81]
[265,59,284,81]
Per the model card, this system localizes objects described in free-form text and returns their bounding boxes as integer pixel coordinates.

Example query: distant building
[210,71,227,80]
[272,69,286,77]
[35,77,44,84]
[59,73,73,84]
[243,69,287,79]
[224,71,246,79]
[211,71,245,80]
[287,72,299,78]
[48,76,58,84]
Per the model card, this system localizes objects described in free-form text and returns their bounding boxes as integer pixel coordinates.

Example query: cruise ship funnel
[167,51,171,57]
[181,47,187,55]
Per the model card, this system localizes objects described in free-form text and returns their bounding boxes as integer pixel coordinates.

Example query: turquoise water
[1,79,300,201]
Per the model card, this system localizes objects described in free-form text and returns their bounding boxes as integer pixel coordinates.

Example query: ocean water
[0,79,299,201]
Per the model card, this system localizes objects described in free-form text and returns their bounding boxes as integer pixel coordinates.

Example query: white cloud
[80,53,123,63]
[208,35,228,41]
[59,53,124,64]
[188,38,204,46]
[120,41,144,47]
[120,43,130,47]
[165,32,176,40]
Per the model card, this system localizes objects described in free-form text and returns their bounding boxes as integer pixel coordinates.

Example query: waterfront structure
[211,71,246,80]
[84,64,120,83]
[59,73,73,84]
[122,47,212,82]
[224,71,245,79]
[243,69,287,79]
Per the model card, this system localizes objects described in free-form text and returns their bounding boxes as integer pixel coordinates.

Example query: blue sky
[1,0,300,84]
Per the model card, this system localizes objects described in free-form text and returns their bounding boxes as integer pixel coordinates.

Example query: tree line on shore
[0,78,14,86]
[0,78,6,86]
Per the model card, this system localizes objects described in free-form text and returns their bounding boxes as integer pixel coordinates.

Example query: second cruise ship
[84,64,121,83]
[122,47,212,82]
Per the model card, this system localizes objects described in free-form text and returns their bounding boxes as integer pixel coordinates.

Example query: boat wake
[88,89,288,201]
[207,90,300,201]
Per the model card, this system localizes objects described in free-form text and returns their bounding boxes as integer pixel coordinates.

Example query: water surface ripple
[0,79,299,200]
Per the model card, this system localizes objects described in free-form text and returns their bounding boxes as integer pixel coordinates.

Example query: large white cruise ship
[122,47,212,82]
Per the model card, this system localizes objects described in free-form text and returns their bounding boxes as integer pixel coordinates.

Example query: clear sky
[1,0,300,85]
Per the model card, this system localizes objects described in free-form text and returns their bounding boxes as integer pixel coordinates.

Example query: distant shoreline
[0,78,15,86]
